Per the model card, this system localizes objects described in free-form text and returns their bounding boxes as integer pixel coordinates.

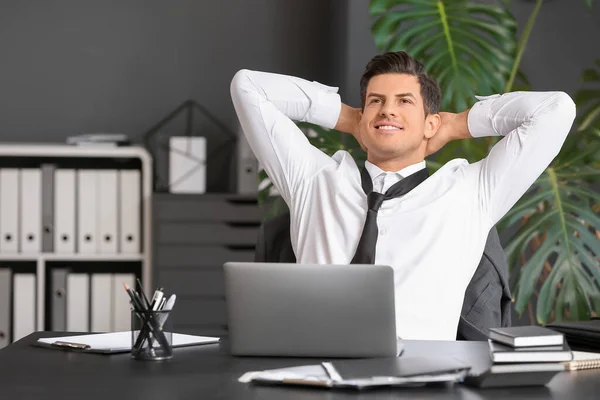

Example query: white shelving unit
[0,144,152,343]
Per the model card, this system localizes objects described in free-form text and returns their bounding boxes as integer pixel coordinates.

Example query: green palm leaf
[499,57,600,324]
[506,164,600,323]
[370,0,517,112]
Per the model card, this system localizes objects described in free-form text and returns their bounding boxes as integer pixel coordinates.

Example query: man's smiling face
[359,73,432,167]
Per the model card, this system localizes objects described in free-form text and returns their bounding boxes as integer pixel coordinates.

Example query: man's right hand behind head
[335,104,367,152]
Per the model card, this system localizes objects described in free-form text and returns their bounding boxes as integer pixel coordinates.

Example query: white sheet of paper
[38,331,219,351]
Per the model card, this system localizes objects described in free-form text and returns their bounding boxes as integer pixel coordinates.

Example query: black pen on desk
[136,278,151,309]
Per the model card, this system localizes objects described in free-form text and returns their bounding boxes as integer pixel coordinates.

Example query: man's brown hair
[360,51,441,116]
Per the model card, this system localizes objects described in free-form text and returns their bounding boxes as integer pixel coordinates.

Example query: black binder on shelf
[41,163,56,253]
[0,268,11,348]
[51,268,68,331]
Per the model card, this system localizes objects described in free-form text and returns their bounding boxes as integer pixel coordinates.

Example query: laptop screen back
[224,262,398,357]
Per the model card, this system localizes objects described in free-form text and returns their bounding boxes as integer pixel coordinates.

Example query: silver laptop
[223,262,399,357]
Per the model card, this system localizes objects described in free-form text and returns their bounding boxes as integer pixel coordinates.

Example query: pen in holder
[131,309,173,361]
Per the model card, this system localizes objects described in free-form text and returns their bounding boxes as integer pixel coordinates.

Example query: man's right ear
[424,113,441,139]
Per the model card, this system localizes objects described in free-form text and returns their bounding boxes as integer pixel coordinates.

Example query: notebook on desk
[562,351,600,371]
[488,326,564,347]
[36,331,219,354]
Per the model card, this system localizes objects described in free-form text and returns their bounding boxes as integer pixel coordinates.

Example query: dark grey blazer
[254,211,512,340]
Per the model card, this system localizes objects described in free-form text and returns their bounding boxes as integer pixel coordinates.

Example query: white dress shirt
[230,69,576,340]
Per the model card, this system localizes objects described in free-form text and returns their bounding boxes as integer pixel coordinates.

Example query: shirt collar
[364,160,427,180]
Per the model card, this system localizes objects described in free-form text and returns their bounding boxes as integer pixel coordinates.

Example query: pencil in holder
[131,310,173,361]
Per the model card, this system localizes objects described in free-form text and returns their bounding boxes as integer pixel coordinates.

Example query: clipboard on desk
[35,331,220,354]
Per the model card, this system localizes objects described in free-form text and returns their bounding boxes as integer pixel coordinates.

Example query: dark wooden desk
[1,332,599,399]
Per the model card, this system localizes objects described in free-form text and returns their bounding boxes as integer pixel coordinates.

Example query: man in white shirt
[230,51,576,340]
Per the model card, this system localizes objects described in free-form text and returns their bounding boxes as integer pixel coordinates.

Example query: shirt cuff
[467,94,503,138]
[307,81,342,130]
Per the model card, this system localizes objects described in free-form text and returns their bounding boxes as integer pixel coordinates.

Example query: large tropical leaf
[504,62,600,323]
[370,0,517,112]
[504,165,600,324]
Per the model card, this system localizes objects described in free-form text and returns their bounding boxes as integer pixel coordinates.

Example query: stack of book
[488,326,572,364]
[489,326,600,372]
[466,326,572,388]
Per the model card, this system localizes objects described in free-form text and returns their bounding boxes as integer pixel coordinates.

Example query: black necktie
[350,167,429,264]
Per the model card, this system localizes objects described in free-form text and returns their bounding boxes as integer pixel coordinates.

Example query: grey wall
[0,0,336,143]
[4,1,594,143]
[513,0,600,94]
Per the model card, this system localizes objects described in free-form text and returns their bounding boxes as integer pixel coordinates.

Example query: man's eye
[401,99,411,104]
[370,98,382,104]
